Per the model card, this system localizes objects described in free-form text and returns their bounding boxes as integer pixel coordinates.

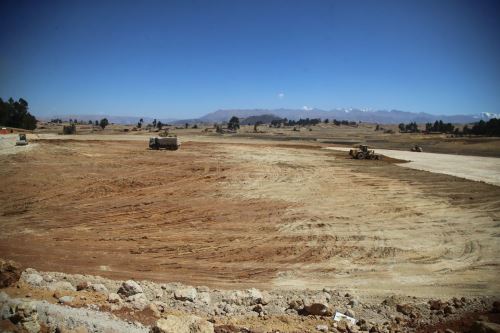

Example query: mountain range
[197,108,499,124]
[42,109,499,125]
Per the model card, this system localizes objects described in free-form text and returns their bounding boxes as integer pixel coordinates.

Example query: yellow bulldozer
[349,145,380,160]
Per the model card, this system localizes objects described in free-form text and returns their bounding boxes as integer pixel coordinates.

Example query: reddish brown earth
[1,138,499,297]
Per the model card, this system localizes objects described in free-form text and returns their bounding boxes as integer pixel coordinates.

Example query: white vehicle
[15,134,28,146]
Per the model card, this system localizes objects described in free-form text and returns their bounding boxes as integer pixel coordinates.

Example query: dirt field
[1,132,499,299]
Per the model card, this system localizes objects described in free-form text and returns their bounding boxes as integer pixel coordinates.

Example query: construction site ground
[1,129,499,300]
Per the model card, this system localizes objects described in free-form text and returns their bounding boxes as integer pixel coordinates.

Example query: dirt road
[325,147,500,186]
[1,137,499,298]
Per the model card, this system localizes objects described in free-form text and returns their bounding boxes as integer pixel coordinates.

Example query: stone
[0,259,21,288]
[22,273,43,286]
[349,299,359,307]
[396,303,413,316]
[76,281,91,291]
[118,280,143,297]
[470,321,500,333]
[303,303,332,316]
[444,305,454,315]
[108,293,121,304]
[345,309,356,318]
[174,287,198,302]
[48,281,76,291]
[316,324,329,332]
[288,299,303,310]
[429,299,445,311]
[127,293,148,310]
[91,283,109,294]
[150,314,214,333]
[253,304,264,313]
[58,295,74,304]
[147,303,162,318]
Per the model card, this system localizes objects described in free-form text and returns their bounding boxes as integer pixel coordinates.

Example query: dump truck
[15,134,28,146]
[411,145,423,152]
[349,145,380,160]
[149,136,181,150]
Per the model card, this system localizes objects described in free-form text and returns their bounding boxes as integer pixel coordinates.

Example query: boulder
[174,287,198,302]
[76,281,91,291]
[303,303,332,316]
[345,309,356,318]
[150,315,214,333]
[0,259,21,288]
[118,280,143,297]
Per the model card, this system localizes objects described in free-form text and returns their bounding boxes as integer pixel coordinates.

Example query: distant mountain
[198,108,499,124]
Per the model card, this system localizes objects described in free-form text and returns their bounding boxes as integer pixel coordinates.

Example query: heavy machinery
[15,134,28,146]
[349,145,380,160]
[411,145,423,152]
[149,136,181,150]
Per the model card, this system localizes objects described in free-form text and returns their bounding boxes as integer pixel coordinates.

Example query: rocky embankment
[0,260,499,333]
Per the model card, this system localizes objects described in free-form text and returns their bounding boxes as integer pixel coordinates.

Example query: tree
[324,118,329,124]
[99,118,109,129]
[0,97,37,130]
[228,116,240,131]
[185,123,189,129]
[398,123,405,132]
[254,121,263,132]
[157,121,163,130]
[153,119,157,128]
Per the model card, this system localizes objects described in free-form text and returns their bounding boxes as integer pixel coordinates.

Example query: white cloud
[302,106,312,111]
[277,92,285,99]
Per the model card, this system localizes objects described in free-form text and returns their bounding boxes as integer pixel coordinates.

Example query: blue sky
[1,0,499,119]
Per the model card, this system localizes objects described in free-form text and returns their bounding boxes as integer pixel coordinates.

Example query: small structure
[149,137,181,150]
[63,124,76,135]
[0,128,8,134]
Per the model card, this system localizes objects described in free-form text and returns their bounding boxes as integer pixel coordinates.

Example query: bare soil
[1,134,499,298]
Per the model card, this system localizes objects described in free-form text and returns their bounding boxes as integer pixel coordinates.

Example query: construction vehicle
[411,145,423,152]
[349,145,380,160]
[149,136,181,150]
[15,134,28,146]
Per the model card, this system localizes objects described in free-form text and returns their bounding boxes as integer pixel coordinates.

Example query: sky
[1,0,499,119]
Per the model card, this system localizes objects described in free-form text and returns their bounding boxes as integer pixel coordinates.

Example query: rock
[253,304,264,313]
[48,281,76,291]
[174,287,198,302]
[118,280,143,297]
[348,299,359,307]
[126,293,148,310]
[470,321,500,333]
[396,303,413,316]
[56,325,90,333]
[429,299,445,311]
[197,292,211,305]
[76,281,91,291]
[108,293,121,304]
[58,295,74,304]
[316,324,329,332]
[10,301,40,333]
[150,314,214,333]
[444,305,454,314]
[91,283,109,294]
[147,303,162,318]
[21,273,43,286]
[0,259,21,288]
[303,303,332,316]
[336,320,350,332]
[345,309,356,318]
[288,299,303,310]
